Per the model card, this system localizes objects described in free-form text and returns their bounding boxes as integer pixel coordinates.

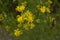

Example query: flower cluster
[14,1,36,37]
[17,10,34,23]
[37,5,51,13]
[14,0,53,37]
[17,10,35,29]
[15,1,27,12]
[37,0,52,13]
[1,0,55,38]
[15,10,35,36]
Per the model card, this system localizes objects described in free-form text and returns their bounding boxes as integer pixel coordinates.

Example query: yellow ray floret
[17,15,23,23]
[24,10,34,23]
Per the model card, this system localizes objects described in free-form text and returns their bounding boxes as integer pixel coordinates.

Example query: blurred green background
[0,0,60,40]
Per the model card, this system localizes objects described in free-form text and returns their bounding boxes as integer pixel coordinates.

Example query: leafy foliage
[0,0,60,40]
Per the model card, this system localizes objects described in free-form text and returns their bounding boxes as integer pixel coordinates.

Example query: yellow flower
[5,25,10,31]
[15,1,27,12]
[16,6,20,12]
[24,17,28,20]
[27,16,34,23]
[26,10,34,23]
[17,15,23,23]
[15,5,26,12]
[49,17,55,22]
[17,10,35,24]
[36,19,40,23]
[14,29,23,37]
[40,6,46,13]
[37,5,51,13]
[23,24,29,30]
[46,7,51,13]
[30,23,35,29]
[22,13,28,20]
[24,10,33,17]
[23,10,34,23]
